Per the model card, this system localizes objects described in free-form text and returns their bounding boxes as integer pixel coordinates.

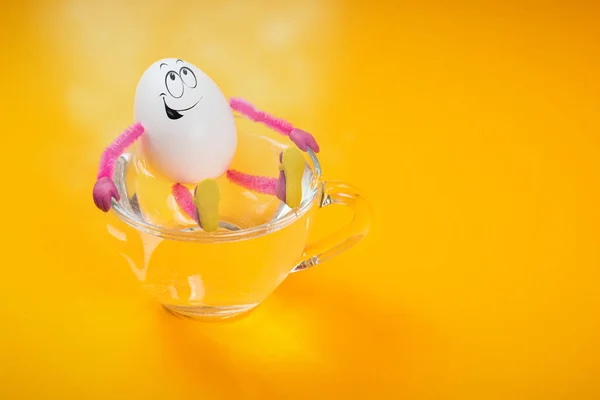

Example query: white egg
[133,58,237,184]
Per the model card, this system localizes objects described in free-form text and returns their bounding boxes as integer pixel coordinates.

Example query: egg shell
[133,58,237,184]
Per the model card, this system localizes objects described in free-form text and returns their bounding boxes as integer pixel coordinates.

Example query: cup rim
[110,120,322,243]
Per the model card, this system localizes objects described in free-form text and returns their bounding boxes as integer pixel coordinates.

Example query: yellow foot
[280,147,305,209]
[194,179,220,232]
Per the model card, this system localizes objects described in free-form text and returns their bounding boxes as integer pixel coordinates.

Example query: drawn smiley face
[133,57,238,184]
[159,59,203,120]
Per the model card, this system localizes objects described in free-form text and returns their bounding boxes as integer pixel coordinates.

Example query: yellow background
[1,0,600,398]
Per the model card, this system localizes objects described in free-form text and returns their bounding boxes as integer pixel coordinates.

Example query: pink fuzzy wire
[97,122,144,180]
[226,169,277,195]
[230,97,294,136]
[172,183,199,223]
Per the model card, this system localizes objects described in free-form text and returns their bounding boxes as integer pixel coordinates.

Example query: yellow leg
[194,179,220,232]
[280,147,305,208]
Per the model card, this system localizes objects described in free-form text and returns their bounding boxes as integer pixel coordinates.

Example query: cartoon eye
[165,71,184,98]
[180,67,197,88]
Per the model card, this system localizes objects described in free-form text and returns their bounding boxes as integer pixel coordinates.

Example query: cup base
[163,303,259,321]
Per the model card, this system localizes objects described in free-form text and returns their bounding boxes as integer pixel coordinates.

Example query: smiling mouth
[162,97,201,120]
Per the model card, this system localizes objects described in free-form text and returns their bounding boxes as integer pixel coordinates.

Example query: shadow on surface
[156,269,432,398]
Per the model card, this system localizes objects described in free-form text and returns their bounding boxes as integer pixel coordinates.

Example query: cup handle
[292,181,372,272]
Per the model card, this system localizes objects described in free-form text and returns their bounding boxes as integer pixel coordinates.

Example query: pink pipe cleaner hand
[93,177,120,212]
[230,97,320,153]
[93,122,145,212]
[289,128,320,153]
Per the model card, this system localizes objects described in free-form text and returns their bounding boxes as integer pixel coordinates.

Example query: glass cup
[104,115,372,320]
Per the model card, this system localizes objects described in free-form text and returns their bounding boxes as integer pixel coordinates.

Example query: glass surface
[106,115,369,319]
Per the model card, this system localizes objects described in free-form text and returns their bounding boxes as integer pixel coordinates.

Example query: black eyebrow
[160,63,168,69]
[176,59,183,63]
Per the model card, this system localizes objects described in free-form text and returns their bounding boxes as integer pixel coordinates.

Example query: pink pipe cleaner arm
[229,97,320,153]
[96,122,145,180]
[226,170,278,195]
[93,122,145,212]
